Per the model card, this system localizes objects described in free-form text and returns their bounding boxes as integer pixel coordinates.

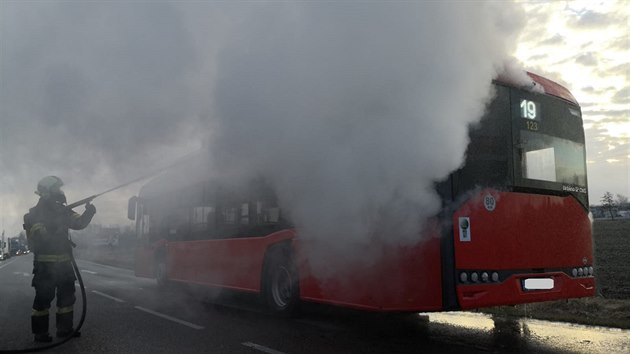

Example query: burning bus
[128,72,593,314]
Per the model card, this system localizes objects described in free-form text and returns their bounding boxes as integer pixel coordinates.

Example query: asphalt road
[1,254,628,353]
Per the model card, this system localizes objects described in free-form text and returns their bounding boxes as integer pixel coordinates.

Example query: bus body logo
[484,194,496,212]
[459,217,471,242]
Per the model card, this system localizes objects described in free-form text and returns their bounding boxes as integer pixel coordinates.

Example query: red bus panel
[297,224,443,312]
[165,230,294,292]
[453,189,595,309]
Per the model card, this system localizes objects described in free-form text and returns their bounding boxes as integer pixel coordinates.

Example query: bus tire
[262,245,299,316]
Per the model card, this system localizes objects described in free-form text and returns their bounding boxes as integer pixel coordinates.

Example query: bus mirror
[128,196,138,220]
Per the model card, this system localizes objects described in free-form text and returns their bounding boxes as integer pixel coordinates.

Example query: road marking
[92,290,125,303]
[76,259,134,273]
[134,306,204,330]
[242,342,285,354]
[0,259,17,270]
[81,270,98,274]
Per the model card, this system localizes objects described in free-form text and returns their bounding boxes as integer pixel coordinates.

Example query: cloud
[585,126,628,155]
[583,111,630,122]
[607,36,629,51]
[539,33,565,46]
[598,63,630,81]
[518,26,547,43]
[581,86,620,96]
[612,86,630,104]
[568,10,617,29]
[575,52,598,66]
[527,53,549,62]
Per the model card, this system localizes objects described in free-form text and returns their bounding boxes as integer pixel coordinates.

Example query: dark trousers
[31,261,76,334]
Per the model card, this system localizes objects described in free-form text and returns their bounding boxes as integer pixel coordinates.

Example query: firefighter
[23,176,96,343]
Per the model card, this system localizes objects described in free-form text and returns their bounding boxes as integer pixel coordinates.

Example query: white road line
[134,306,204,330]
[92,290,125,303]
[81,270,98,274]
[76,259,134,273]
[0,259,17,270]
[242,342,286,354]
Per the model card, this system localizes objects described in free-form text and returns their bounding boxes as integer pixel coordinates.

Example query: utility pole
[1,230,5,259]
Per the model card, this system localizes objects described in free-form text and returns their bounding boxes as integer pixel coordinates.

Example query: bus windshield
[520,130,587,186]
[511,90,589,206]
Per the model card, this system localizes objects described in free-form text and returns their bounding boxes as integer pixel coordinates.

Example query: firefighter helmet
[35,176,65,202]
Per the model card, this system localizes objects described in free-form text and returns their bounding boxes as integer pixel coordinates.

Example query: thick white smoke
[207,3,526,275]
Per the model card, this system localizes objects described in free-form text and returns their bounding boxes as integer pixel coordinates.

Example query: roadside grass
[482,218,630,329]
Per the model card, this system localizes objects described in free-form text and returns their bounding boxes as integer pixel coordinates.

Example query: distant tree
[616,194,628,210]
[601,192,617,220]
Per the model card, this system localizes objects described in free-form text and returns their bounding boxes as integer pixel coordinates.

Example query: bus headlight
[492,272,499,282]
[471,272,479,282]
[578,268,584,276]
[572,268,578,277]
[460,272,468,283]
[481,272,489,282]
[589,267,594,276]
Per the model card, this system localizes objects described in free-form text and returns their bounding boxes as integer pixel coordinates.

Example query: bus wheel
[263,246,299,316]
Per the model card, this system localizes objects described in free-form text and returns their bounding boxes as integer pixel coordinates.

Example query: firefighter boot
[32,313,52,343]
[56,311,79,338]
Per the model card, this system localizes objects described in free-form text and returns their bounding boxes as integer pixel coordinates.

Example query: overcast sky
[0,1,628,237]
[514,0,629,207]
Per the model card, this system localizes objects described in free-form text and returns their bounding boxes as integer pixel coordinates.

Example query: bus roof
[496,71,579,106]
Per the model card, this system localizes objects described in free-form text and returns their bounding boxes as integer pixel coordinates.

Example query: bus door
[130,198,158,278]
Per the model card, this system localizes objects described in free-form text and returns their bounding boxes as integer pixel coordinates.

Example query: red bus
[129,72,594,314]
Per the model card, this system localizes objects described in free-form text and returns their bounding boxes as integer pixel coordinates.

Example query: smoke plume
[208,3,526,274]
[1,2,529,276]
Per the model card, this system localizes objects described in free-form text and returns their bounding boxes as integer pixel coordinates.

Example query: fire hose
[0,256,87,353]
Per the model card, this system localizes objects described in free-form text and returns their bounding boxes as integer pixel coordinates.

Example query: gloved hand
[85,202,96,215]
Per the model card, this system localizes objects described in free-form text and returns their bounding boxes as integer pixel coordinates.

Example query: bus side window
[163,209,191,241]
[255,201,280,225]
[222,206,238,225]
[192,206,215,240]
[240,203,249,225]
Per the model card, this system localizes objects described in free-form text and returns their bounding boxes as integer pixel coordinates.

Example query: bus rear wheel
[262,246,299,316]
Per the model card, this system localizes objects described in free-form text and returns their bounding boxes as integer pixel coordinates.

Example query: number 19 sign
[520,99,540,120]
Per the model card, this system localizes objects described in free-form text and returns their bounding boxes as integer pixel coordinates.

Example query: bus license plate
[523,278,554,290]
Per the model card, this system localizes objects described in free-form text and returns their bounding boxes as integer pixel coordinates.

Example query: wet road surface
[0,254,628,353]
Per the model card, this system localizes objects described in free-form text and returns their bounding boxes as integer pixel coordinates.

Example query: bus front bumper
[456,272,595,310]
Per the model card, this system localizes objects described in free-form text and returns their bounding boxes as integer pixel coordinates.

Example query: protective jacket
[23,198,95,337]
[24,199,94,259]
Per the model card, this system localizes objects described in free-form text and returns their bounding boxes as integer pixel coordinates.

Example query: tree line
[597,192,629,220]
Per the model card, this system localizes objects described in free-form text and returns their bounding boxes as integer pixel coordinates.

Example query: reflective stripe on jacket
[34,254,72,262]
